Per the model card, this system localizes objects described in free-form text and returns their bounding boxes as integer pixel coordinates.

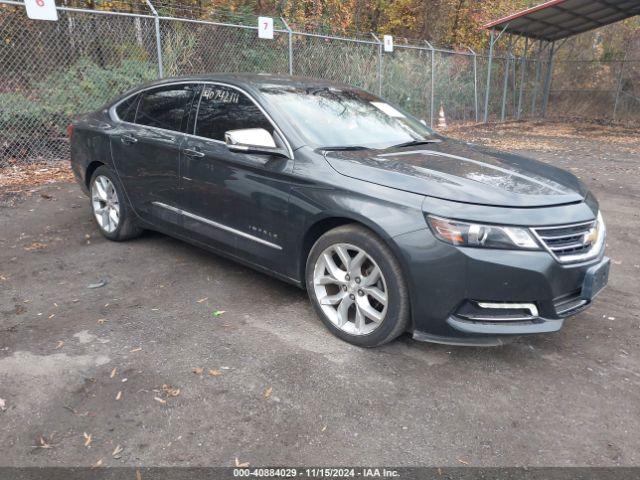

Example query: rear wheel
[306,224,410,347]
[89,166,142,241]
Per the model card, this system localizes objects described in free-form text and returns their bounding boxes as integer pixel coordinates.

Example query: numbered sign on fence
[383,35,393,52]
[24,0,58,21]
[258,16,274,39]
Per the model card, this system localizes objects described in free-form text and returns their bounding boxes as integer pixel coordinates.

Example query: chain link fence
[292,33,379,93]
[1,0,638,167]
[548,59,640,123]
[159,18,290,77]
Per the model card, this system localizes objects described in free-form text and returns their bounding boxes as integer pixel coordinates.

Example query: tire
[89,165,143,241]
[306,224,410,347]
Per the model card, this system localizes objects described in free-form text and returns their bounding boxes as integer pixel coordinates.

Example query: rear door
[110,83,199,226]
[180,83,294,271]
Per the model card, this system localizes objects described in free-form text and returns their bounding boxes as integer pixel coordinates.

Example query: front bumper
[393,227,608,345]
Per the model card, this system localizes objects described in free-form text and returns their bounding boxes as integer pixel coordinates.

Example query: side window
[135,84,197,132]
[115,94,139,123]
[194,85,273,141]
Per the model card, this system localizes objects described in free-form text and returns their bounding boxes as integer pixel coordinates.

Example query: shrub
[0,57,157,137]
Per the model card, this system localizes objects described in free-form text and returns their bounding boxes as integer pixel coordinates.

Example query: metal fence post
[425,40,435,128]
[517,37,529,119]
[483,31,495,123]
[613,53,627,122]
[281,17,293,75]
[371,33,383,96]
[145,0,163,78]
[500,37,513,122]
[467,46,478,123]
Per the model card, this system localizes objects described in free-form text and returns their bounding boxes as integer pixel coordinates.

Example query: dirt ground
[1,121,639,467]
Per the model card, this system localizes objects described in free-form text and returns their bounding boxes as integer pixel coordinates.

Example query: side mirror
[225,128,289,158]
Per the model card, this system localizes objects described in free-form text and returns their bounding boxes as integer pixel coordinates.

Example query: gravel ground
[1,122,639,467]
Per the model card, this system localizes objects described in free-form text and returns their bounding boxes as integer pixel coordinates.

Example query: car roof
[138,73,357,91]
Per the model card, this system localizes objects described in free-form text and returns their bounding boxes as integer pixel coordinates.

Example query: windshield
[259,85,435,149]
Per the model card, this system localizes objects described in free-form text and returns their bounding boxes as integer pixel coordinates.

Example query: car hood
[323,139,588,207]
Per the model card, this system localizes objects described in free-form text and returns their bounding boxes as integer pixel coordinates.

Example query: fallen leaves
[162,384,180,397]
[129,347,142,353]
[83,432,92,447]
[196,297,208,303]
[235,457,250,468]
[24,242,47,251]
[92,458,103,469]
[212,310,226,317]
[116,391,122,401]
[110,367,117,379]
[0,162,73,189]
[152,384,181,406]
[263,387,273,399]
[33,435,55,449]
[55,340,64,350]
[193,366,223,377]
[112,444,124,459]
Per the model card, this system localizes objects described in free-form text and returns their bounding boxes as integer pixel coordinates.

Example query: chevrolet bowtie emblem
[583,227,598,246]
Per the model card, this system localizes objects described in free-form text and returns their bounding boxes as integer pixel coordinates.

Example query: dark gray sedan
[69,74,609,347]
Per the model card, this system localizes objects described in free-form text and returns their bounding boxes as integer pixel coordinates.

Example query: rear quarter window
[135,84,198,132]
[115,95,139,123]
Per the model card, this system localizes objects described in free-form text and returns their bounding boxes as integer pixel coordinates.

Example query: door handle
[120,134,138,145]
[184,148,205,158]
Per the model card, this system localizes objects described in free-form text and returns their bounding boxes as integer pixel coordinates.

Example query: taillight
[66,123,74,139]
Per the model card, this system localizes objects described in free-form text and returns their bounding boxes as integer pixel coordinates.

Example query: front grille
[532,220,598,262]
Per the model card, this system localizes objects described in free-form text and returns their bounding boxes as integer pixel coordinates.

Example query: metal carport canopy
[482,0,640,41]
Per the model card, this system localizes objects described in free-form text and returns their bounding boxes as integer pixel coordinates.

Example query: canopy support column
[517,37,529,119]
[501,36,513,122]
[541,41,556,117]
[530,40,543,116]
[613,52,627,121]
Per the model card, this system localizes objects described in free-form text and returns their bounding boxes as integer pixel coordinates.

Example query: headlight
[427,215,540,250]
[597,211,605,236]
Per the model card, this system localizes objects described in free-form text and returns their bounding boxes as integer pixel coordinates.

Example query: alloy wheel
[312,243,388,335]
[91,175,120,233]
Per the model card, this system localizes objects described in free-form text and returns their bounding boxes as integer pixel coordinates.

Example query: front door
[110,83,199,226]
[180,83,294,272]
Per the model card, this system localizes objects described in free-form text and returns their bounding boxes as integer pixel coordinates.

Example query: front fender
[287,173,426,284]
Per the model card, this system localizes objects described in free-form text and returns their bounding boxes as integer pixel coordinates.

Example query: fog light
[456,301,539,322]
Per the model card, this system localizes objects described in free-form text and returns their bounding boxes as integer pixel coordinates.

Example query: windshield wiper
[388,139,441,149]
[319,145,371,151]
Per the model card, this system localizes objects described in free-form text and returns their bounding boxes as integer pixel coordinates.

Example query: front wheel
[89,165,143,241]
[306,224,410,347]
